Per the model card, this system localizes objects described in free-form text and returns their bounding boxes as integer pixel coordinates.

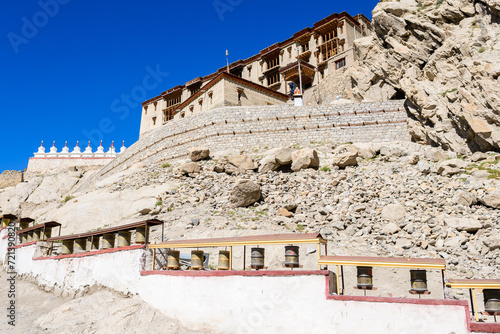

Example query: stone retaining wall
[80,101,409,189]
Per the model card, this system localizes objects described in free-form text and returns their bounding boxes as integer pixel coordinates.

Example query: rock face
[291,149,320,171]
[188,147,210,162]
[230,180,261,207]
[310,0,500,154]
[0,170,23,189]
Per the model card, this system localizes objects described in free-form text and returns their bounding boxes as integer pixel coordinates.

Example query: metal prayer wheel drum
[135,226,146,244]
[20,222,30,230]
[101,233,115,249]
[40,228,51,241]
[21,234,28,244]
[117,231,131,248]
[484,289,500,314]
[86,237,99,251]
[32,229,41,242]
[410,270,428,293]
[218,251,230,270]
[251,247,265,270]
[61,240,74,255]
[284,246,300,268]
[357,266,373,289]
[191,250,204,270]
[27,231,33,242]
[167,250,180,270]
[74,238,87,253]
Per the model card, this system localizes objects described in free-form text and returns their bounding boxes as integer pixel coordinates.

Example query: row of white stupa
[33,141,127,158]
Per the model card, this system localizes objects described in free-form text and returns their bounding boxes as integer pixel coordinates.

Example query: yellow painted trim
[446,283,500,289]
[318,260,445,270]
[149,238,324,249]
[472,289,479,322]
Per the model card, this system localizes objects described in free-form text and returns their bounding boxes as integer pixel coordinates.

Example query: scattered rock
[480,190,500,209]
[258,156,280,173]
[188,147,210,162]
[179,162,201,175]
[230,180,261,207]
[332,151,358,168]
[381,203,406,222]
[228,155,257,170]
[291,148,320,171]
[444,217,482,232]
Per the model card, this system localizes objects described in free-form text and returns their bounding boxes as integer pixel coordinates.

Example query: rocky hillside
[2,142,499,282]
[310,0,500,154]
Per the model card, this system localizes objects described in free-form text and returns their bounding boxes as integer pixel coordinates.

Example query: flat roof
[1,214,18,220]
[46,219,163,241]
[149,232,326,249]
[17,221,61,234]
[318,255,446,270]
[447,279,500,289]
[20,217,35,223]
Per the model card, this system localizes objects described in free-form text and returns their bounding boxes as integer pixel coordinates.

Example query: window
[208,92,213,104]
[322,30,335,43]
[153,102,158,110]
[247,66,252,76]
[144,105,148,115]
[339,25,344,34]
[166,96,181,108]
[267,73,280,86]
[301,43,309,52]
[152,117,157,125]
[266,57,279,70]
[335,58,346,69]
[189,105,194,113]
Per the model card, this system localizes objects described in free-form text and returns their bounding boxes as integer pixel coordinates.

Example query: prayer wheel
[284,246,299,268]
[135,226,146,244]
[410,270,428,293]
[19,221,30,230]
[20,233,27,244]
[117,231,131,248]
[61,240,73,255]
[357,267,373,289]
[74,238,86,253]
[32,229,40,242]
[27,231,33,242]
[167,250,180,270]
[86,237,99,251]
[251,248,265,270]
[191,250,204,270]
[40,228,51,241]
[484,289,500,314]
[218,250,230,270]
[101,233,115,249]
[2,219,9,228]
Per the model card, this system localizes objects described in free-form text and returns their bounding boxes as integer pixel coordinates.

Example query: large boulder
[178,162,201,175]
[291,148,320,171]
[444,217,482,232]
[227,155,257,171]
[480,189,500,209]
[381,203,406,222]
[230,180,261,207]
[331,152,358,168]
[258,156,280,173]
[188,147,210,162]
[274,148,294,165]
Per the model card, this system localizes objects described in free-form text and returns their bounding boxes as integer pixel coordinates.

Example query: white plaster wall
[13,246,146,295]
[138,274,469,334]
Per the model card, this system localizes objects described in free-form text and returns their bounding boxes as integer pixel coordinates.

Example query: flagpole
[226,50,229,73]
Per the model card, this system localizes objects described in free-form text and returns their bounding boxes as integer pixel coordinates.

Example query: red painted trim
[325,293,469,307]
[470,322,500,333]
[2,234,10,239]
[10,241,37,249]
[141,270,329,277]
[0,227,6,232]
[33,244,145,260]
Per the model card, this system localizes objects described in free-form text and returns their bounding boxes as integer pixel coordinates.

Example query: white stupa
[71,141,82,157]
[47,141,58,157]
[94,141,105,157]
[120,141,127,154]
[81,141,93,157]
[34,141,46,157]
[105,141,116,158]
[59,141,70,157]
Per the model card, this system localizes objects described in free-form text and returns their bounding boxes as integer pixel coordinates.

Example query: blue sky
[0,0,378,172]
